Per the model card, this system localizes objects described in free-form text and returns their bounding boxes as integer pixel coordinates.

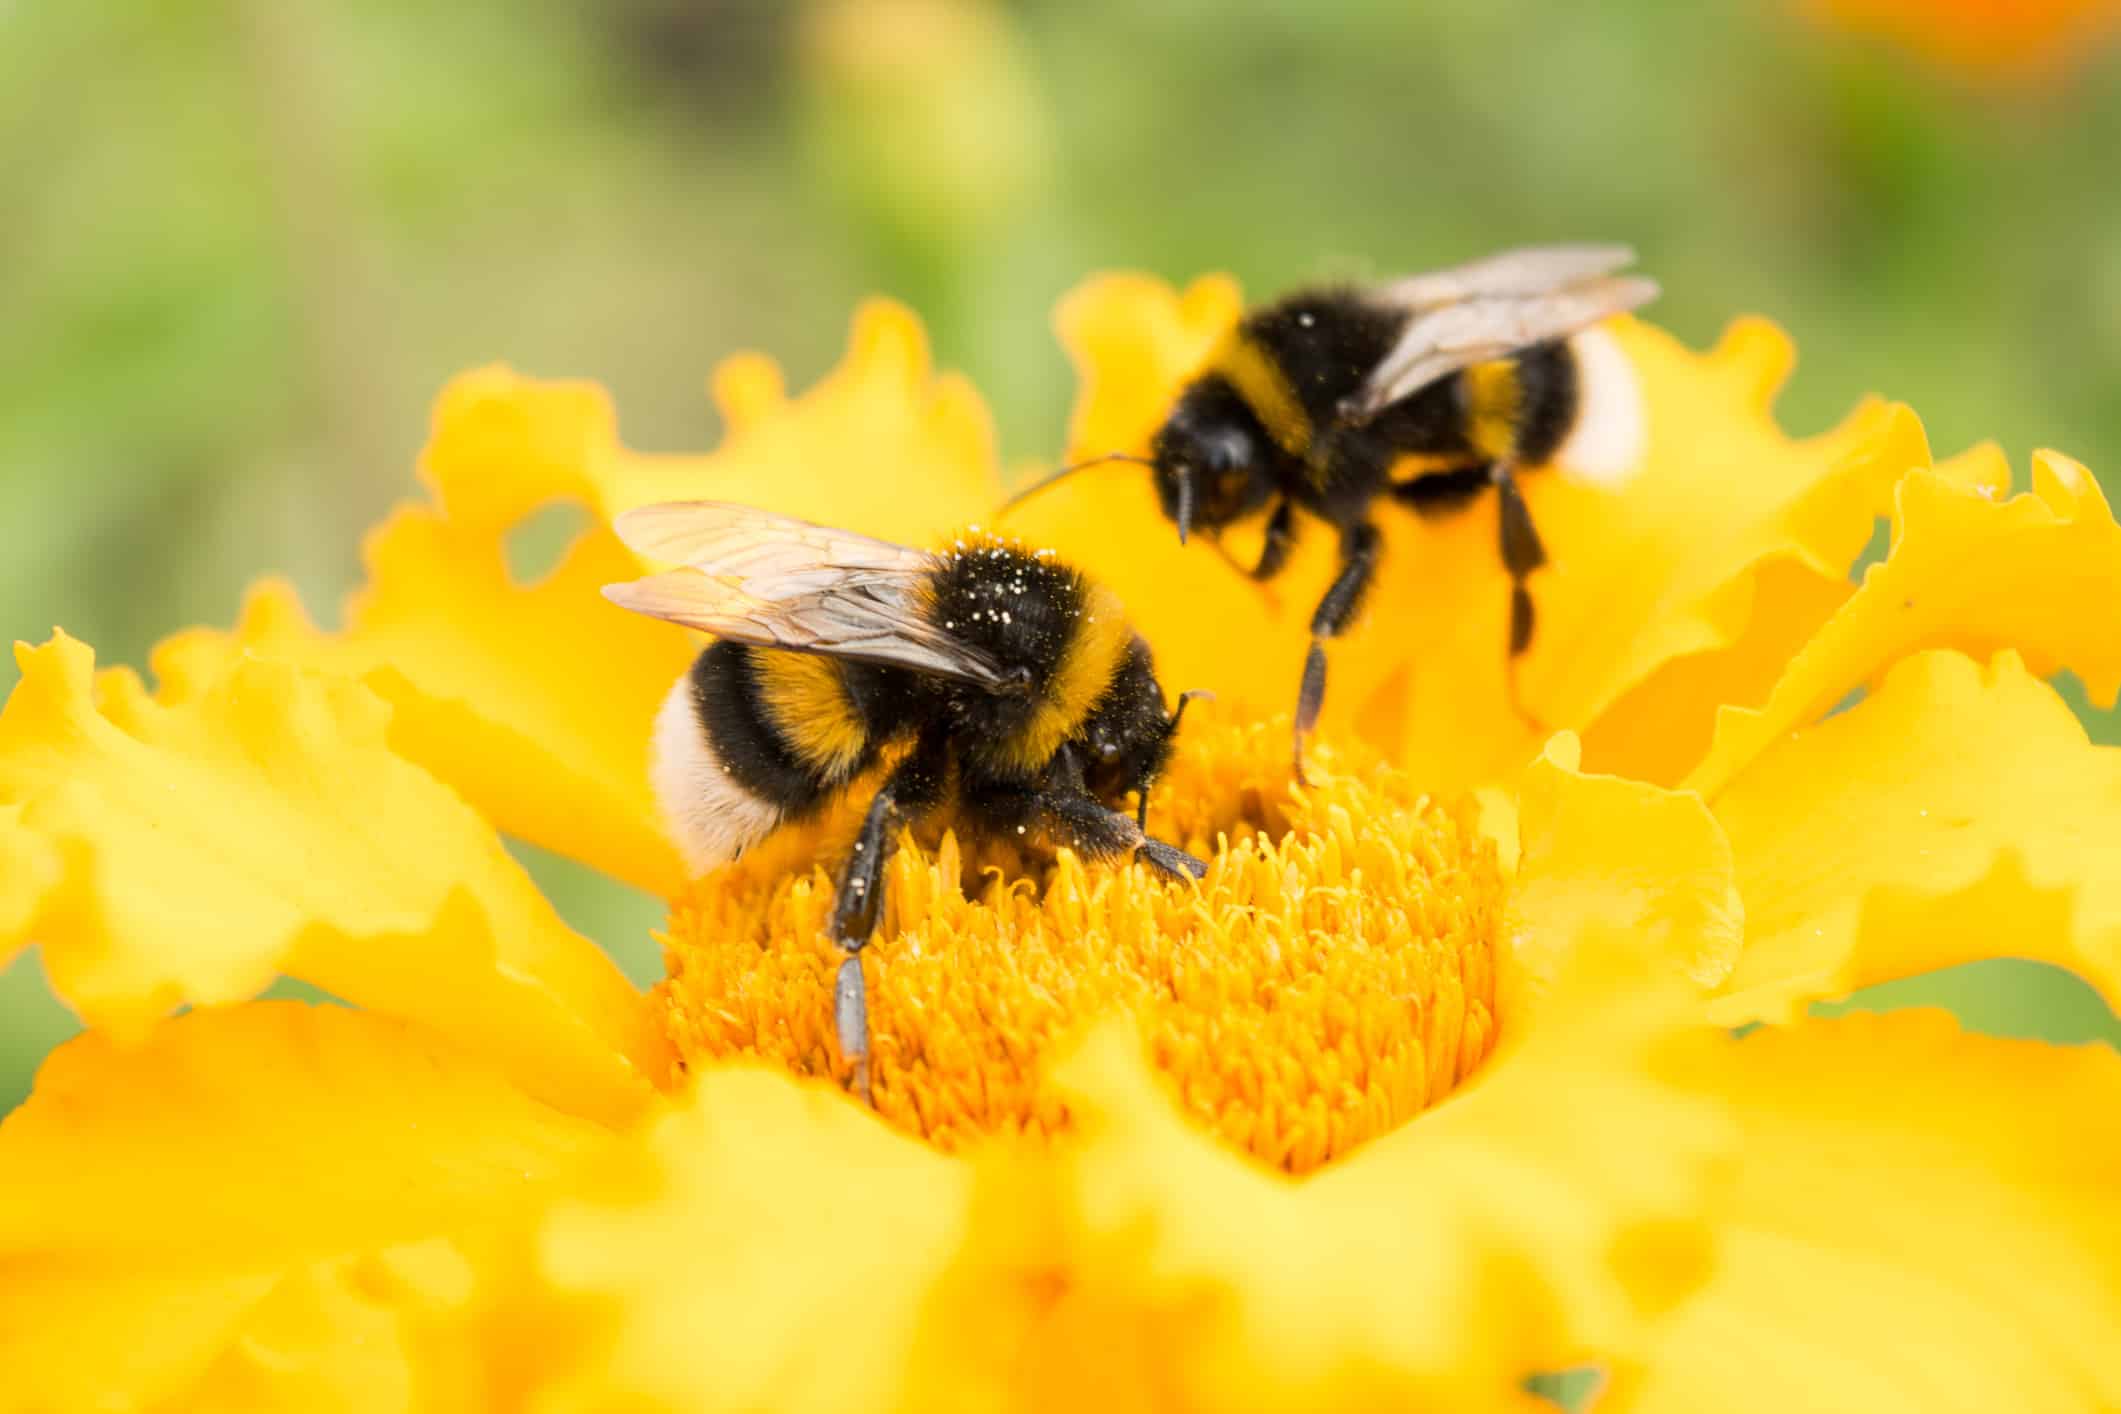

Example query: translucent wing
[611,499,934,581]
[602,501,1012,689]
[1347,246,1659,422]
[1375,244,1640,308]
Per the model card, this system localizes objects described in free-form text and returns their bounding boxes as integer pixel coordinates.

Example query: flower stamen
[654,711,1503,1173]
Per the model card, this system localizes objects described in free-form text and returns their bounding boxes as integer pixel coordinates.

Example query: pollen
[652,709,1502,1173]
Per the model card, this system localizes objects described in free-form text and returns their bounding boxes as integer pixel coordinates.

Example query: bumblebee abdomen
[753,650,877,781]
[1501,341,1580,467]
[651,641,893,876]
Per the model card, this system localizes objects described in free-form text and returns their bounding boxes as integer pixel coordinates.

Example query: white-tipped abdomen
[1557,325,1647,487]
[650,673,784,877]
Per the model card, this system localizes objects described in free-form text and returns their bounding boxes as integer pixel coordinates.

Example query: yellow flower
[1,280,2118,1412]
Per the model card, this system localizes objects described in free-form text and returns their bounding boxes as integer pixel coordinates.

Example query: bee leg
[1294,521,1382,784]
[1491,463,1550,728]
[829,733,949,1104]
[1037,786,1209,881]
[965,775,1208,883]
[1252,499,1297,580]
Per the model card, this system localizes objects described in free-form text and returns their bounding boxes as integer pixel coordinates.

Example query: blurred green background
[4,0,2119,1109]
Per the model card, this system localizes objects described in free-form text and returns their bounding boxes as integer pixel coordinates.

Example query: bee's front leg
[830,730,948,1103]
[1490,461,1549,725]
[1294,519,1382,784]
[1252,498,1297,580]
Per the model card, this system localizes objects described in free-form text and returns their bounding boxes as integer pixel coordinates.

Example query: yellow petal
[4,1246,482,1414]
[0,802,58,969]
[1512,734,1743,993]
[588,299,1005,536]
[1577,555,1853,787]
[1055,271,1245,461]
[428,302,1001,537]
[1018,273,1930,791]
[0,634,664,1120]
[1707,649,2121,1021]
[0,1004,601,1412]
[458,1067,1034,1413]
[1687,456,2121,799]
[1031,934,1731,1409]
[415,366,621,533]
[157,521,697,899]
[0,1002,607,1263]
[165,302,1006,899]
[1609,1010,2121,1413]
[164,1242,475,1414]
[0,1265,277,1414]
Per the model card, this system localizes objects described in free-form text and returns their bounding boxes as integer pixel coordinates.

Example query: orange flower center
[651,710,1503,1173]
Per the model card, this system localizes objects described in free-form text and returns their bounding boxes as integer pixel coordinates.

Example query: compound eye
[1097,740,1121,763]
[1202,425,1254,474]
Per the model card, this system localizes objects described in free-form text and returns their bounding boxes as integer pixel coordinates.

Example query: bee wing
[610,499,935,579]
[603,501,1013,689]
[1375,243,1641,308]
[1347,253,1659,423]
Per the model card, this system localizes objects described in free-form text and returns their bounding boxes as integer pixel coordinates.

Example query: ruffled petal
[1018,275,1930,790]
[0,1266,278,1414]
[1028,936,1732,1409]
[161,1243,475,1414]
[1576,435,2002,786]
[1055,271,1244,461]
[165,301,1005,899]
[157,528,697,900]
[0,634,664,1121]
[441,1067,1035,1413]
[1512,735,1743,993]
[1687,456,2121,799]
[0,1002,606,1263]
[584,299,1004,537]
[1609,1010,2121,1413]
[424,301,1000,538]
[0,1004,602,1411]
[1706,649,2121,1021]
[0,803,58,969]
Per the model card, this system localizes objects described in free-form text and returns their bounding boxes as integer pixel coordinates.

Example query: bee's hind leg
[829,730,949,1104]
[1294,520,1382,785]
[1490,463,1549,729]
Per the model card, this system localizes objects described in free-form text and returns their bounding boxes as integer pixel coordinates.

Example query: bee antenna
[1174,467,1196,546]
[1168,688,1214,736]
[995,451,1154,518]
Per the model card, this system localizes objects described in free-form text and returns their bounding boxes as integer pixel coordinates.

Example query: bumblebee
[602,501,1207,1098]
[1006,244,1658,777]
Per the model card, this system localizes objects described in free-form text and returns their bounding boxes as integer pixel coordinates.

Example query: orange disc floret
[653,709,1503,1174]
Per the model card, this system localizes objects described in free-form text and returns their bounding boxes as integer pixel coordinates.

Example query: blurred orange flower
[1806,0,2121,80]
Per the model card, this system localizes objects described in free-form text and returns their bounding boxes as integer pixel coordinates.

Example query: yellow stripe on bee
[755,651,869,780]
[1461,359,1523,462]
[1213,331,1312,458]
[1386,450,1483,482]
[993,584,1133,775]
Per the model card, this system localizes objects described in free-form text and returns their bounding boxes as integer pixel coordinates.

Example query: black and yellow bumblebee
[602,501,1207,1098]
[1006,244,1658,777]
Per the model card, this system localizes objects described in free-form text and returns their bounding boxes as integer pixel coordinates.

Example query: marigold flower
[1,278,2118,1411]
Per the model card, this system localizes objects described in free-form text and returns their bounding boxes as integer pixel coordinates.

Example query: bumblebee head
[1077,639,1181,810]
[1077,641,1213,828]
[1151,395,1275,545]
